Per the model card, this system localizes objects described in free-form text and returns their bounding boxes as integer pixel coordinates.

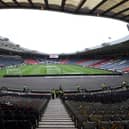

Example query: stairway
[37,98,77,129]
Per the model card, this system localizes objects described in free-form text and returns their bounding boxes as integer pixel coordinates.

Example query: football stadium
[0,0,129,129]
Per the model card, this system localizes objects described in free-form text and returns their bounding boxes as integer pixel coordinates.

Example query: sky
[0,9,128,54]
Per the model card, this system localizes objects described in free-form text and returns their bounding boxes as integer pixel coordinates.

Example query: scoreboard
[49,54,59,59]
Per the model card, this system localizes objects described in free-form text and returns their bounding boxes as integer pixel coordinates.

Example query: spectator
[76,84,80,93]
[51,88,56,99]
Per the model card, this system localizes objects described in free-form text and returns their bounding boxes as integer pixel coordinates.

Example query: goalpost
[5,66,22,75]
[46,65,62,74]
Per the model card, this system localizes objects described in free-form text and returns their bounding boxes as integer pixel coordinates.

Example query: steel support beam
[89,0,108,14]
[75,0,87,13]
[101,0,127,15]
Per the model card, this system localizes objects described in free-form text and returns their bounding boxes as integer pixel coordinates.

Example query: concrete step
[36,127,77,129]
[42,116,70,118]
[44,113,68,114]
[39,121,74,125]
[38,124,75,128]
[44,111,68,112]
[43,114,69,116]
[44,110,68,112]
[38,99,76,129]
[41,119,72,122]
[45,111,68,113]
[41,118,71,120]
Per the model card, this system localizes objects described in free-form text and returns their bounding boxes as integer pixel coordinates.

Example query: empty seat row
[0,95,50,129]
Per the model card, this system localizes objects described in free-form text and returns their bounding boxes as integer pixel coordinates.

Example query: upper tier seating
[0,55,23,67]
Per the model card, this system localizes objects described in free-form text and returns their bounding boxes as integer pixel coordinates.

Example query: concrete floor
[0,74,128,91]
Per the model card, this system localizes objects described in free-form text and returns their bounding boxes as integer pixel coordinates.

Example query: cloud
[0,9,128,54]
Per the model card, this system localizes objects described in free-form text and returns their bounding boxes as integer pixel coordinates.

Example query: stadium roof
[0,0,129,22]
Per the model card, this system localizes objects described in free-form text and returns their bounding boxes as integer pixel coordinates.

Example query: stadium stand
[62,87,129,129]
[59,57,129,73]
[77,59,102,67]
[24,59,39,65]
[60,59,69,64]
[89,58,112,68]
[0,94,50,129]
[64,99,129,129]
[123,67,129,72]
[76,59,94,65]
[0,35,129,73]
[0,36,31,52]
[93,57,129,72]
[1,0,129,128]
[0,55,23,67]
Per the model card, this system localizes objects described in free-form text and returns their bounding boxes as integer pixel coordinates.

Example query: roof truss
[0,0,129,22]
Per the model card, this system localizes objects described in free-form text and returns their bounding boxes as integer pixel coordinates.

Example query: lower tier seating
[0,95,49,129]
[59,56,129,73]
[24,59,39,65]
[62,90,129,129]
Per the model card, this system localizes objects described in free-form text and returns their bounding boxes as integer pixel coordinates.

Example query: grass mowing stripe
[0,69,6,77]
[59,64,85,74]
[0,64,113,77]
[22,65,46,75]
[46,65,61,74]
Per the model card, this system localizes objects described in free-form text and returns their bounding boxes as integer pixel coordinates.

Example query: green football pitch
[0,64,113,77]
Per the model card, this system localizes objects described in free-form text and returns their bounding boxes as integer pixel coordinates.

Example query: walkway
[37,98,77,129]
